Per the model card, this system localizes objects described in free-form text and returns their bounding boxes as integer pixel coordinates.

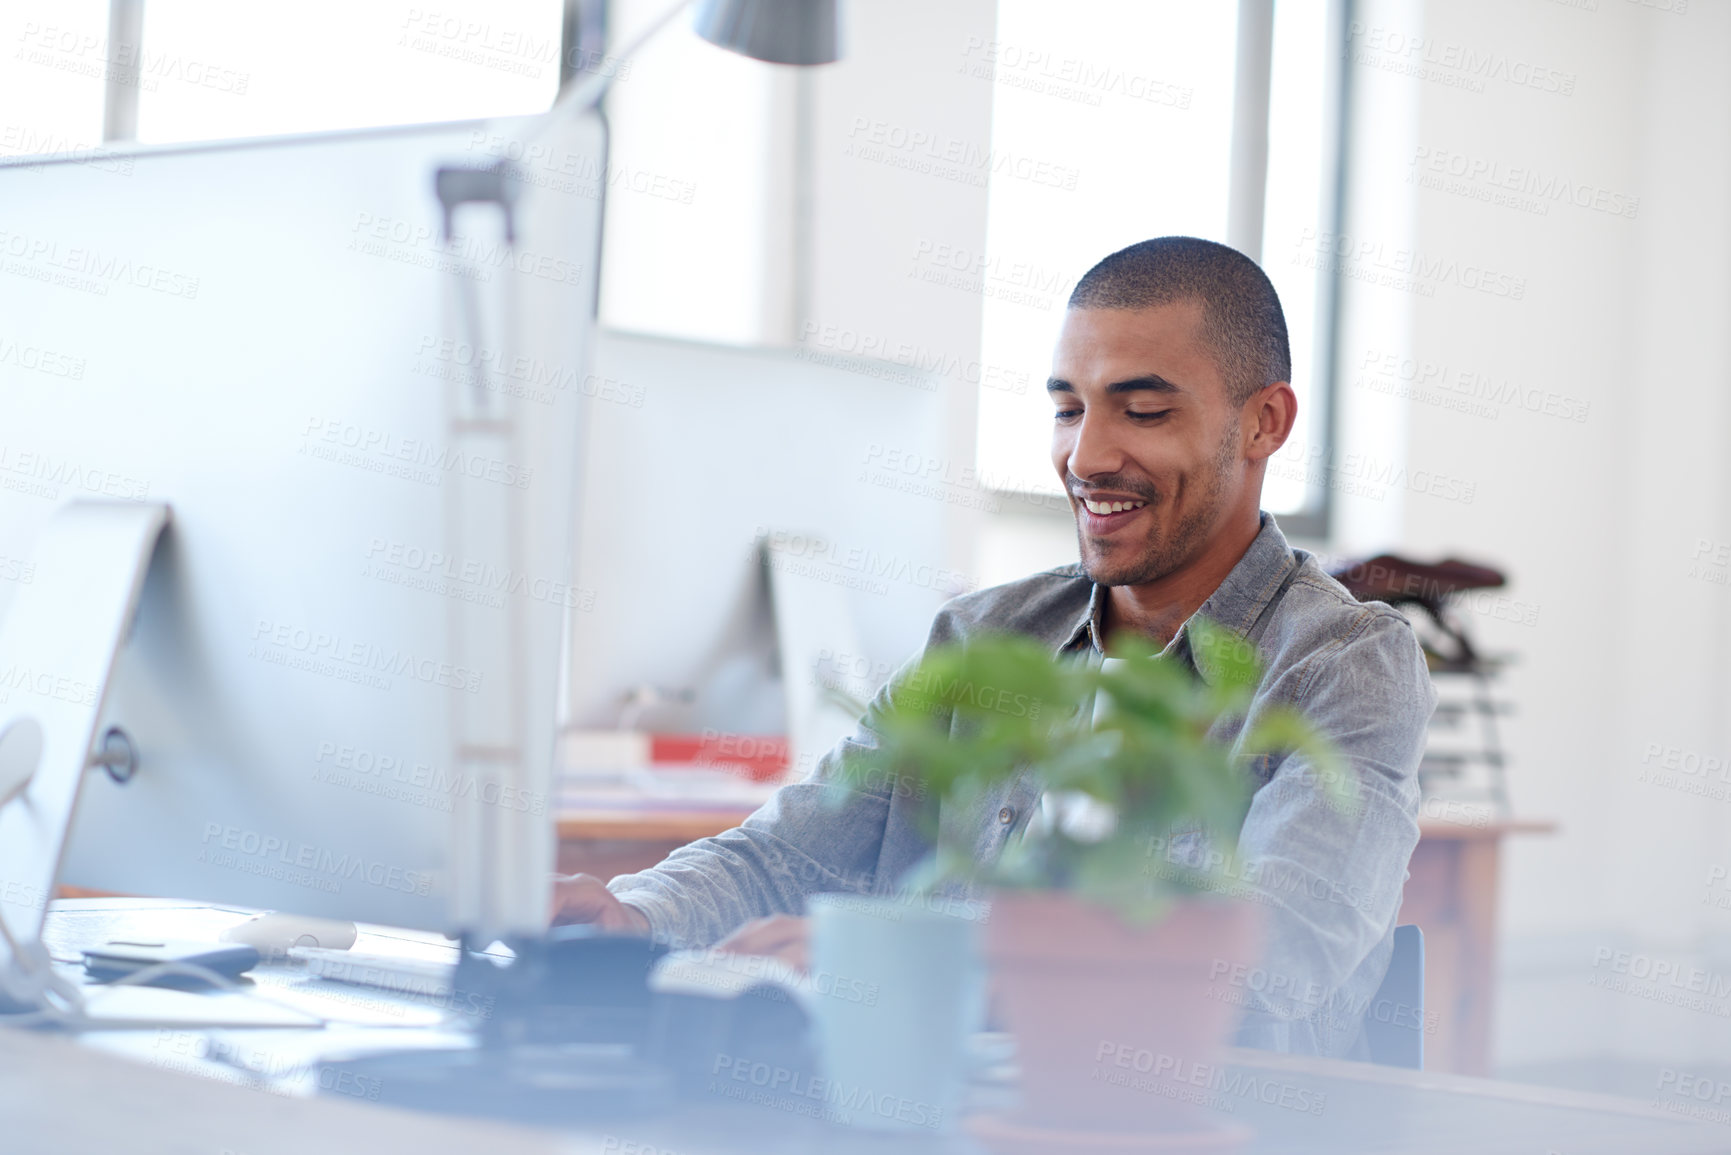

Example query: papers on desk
[254,979,450,1029]
[558,778,779,812]
[40,897,267,966]
[72,964,455,1030]
[44,899,482,1032]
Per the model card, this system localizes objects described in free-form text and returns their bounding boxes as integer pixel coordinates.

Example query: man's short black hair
[1067,236,1291,406]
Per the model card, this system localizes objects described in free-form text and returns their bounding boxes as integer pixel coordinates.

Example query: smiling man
[552,236,1436,1059]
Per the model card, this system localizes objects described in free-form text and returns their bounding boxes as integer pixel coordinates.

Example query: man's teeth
[1082,498,1148,515]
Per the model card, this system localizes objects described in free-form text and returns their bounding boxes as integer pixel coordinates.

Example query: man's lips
[1072,492,1151,534]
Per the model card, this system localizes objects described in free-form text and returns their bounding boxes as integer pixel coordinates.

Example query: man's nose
[1065,412,1127,481]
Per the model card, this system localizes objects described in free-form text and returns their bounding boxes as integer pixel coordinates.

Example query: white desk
[9,898,1727,1155]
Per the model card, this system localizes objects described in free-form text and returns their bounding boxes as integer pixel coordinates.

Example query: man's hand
[715,914,810,972]
[549,873,651,934]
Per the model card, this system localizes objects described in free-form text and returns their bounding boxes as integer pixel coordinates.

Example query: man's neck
[1103,509,1264,648]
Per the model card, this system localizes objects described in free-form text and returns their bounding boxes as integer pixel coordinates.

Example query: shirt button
[998,807,1014,825]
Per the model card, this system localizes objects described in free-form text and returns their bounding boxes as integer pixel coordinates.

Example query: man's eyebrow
[1045,375,1184,395]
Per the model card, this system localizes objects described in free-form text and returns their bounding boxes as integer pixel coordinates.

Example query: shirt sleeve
[1230,609,1436,1049]
[606,652,937,949]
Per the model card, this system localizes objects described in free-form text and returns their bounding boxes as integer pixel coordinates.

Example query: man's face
[1048,300,1249,587]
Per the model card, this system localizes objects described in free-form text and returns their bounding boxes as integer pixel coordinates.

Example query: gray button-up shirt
[610,513,1436,1058]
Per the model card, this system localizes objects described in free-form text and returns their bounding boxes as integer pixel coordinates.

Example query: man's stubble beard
[1075,420,1241,588]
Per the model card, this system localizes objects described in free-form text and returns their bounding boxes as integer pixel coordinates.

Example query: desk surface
[8,898,1717,1155]
[557,804,1559,845]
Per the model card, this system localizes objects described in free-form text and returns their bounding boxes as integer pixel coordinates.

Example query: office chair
[1363,924,1426,1069]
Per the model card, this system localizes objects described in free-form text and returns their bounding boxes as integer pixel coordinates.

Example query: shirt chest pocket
[938,773,1034,864]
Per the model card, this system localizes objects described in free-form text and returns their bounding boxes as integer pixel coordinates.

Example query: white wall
[1333,0,1731,1069]
[803,0,1000,586]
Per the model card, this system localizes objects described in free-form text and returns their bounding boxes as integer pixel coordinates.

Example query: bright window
[1,2,111,158]
[598,0,788,345]
[134,0,562,141]
[2,1,562,148]
[976,0,1336,521]
[1259,0,1334,520]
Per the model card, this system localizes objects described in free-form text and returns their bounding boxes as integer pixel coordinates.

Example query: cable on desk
[0,908,86,1019]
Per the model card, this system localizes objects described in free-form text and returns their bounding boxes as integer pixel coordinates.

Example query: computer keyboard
[287,947,455,999]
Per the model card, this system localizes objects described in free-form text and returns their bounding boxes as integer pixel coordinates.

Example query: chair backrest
[1363,924,1425,1069]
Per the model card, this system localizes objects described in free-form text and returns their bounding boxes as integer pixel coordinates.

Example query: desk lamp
[694,0,843,64]
[366,0,851,1108]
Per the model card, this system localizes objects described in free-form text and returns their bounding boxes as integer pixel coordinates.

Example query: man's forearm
[605,782,893,947]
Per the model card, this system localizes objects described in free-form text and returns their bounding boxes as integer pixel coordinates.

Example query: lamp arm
[550,0,696,118]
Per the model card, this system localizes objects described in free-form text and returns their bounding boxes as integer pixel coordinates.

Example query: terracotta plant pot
[984,890,1266,1136]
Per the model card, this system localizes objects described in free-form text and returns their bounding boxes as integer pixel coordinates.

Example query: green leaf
[821,621,1338,922]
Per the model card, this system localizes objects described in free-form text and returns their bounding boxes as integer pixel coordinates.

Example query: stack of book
[555,729,789,814]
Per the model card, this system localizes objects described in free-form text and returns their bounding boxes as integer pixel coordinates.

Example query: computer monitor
[0,110,603,950]
[564,330,966,771]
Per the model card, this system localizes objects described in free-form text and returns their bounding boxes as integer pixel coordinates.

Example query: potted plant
[835,621,1340,1146]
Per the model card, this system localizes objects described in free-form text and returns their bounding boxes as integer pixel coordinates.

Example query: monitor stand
[0,500,170,1013]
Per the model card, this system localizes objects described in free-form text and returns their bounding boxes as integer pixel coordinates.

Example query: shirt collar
[1058,582,1105,656]
[1058,513,1299,679]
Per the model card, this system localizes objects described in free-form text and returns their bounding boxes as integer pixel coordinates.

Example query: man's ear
[1242,381,1297,463]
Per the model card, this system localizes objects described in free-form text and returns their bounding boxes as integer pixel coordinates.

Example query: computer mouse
[220,912,359,953]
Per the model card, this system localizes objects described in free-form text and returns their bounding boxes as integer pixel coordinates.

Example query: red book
[650,732,790,782]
